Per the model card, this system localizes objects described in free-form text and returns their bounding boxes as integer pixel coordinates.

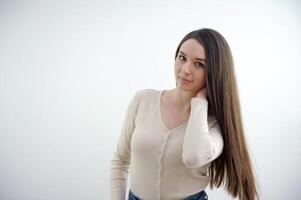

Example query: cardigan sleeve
[110,91,140,200]
[182,97,224,168]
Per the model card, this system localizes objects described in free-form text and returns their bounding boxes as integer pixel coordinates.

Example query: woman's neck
[167,88,197,113]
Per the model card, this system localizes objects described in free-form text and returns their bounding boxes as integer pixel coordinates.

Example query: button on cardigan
[110,89,224,200]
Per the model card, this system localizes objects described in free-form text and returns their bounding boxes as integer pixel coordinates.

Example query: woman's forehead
[180,39,206,60]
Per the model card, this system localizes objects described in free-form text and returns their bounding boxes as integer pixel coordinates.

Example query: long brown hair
[174,28,260,200]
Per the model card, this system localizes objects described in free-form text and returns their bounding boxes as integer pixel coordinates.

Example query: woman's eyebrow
[179,50,206,62]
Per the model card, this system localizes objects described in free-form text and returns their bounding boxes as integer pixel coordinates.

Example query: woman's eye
[179,55,185,61]
[196,62,204,67]
[178,55,204,67]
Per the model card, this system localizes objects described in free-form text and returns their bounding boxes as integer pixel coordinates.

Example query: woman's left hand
[196,86,207,99]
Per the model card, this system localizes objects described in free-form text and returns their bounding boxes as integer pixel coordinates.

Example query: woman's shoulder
[134,88,160,100]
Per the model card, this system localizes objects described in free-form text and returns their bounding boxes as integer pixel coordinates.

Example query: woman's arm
[110,91,139,200]
[182,97,224,168]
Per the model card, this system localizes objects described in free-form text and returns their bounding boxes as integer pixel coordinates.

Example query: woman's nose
[181,62,193,74]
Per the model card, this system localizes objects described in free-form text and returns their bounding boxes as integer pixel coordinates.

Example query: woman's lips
[179,77,193,84]
[180,77,193,82]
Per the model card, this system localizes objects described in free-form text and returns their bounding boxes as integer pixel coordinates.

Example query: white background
[0,0,300,199]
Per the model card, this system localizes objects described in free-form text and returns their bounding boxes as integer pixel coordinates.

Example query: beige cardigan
[110,89,224,200]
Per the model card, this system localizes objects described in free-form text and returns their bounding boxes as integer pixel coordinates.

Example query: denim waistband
[128,189,208,200]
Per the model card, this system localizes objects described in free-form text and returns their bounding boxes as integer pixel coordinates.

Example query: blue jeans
[128,189,208,200]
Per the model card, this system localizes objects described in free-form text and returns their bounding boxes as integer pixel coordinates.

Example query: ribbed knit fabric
[110,89,224,200]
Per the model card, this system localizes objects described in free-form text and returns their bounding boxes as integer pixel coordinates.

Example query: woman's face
[174,38,206,93]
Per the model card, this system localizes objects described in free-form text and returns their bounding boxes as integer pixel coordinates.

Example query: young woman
[110,28,260,200]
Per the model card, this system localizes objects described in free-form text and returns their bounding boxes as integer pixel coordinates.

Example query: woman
[110,28,260,200]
